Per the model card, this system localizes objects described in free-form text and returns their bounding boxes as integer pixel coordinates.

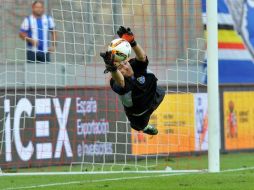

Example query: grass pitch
[1,152,254,190]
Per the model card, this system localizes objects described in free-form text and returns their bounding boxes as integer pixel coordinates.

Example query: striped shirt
[20,14,55,53]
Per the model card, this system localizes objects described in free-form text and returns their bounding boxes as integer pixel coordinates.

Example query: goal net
[0,0,207,174]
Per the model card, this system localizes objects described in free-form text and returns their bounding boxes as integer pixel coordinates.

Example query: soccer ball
[108,38,131,62]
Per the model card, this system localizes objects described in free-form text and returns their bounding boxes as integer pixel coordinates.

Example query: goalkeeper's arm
[132,43,146,62]
[117,26,146,62]
[100,52,125,88]
[111,70,125,88]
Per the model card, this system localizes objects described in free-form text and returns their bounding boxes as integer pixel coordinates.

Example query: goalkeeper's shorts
[126,109,153,131]
[126,86,165,131]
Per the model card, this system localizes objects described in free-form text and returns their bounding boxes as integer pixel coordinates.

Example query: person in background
[227,101,238,138]
[19,0,57,63]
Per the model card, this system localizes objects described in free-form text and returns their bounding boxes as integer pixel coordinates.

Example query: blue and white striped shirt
[20,14,55,53]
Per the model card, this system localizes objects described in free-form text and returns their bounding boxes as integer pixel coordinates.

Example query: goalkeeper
[100,26,165,135]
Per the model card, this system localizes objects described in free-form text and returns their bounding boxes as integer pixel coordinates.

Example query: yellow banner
[224,92,254,150]
[131,94,195,155]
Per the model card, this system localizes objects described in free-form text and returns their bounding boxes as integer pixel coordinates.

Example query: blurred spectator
[19,0,57,63]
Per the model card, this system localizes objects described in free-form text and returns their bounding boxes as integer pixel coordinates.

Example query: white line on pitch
[222,166,254,173]
[3,167,254,190]
[3,173,189,190]
[0,170,203,176]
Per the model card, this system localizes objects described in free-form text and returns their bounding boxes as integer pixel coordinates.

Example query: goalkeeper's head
[117,59,134,78]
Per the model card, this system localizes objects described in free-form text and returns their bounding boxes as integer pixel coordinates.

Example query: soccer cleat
[143,125,158,135]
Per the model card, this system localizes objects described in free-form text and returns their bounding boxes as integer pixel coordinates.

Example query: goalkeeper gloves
[117,26,137,47]
[100,51,117,74]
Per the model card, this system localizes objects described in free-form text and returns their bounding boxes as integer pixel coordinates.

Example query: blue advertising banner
[202,0,254,83]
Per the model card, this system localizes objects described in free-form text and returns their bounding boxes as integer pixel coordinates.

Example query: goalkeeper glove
[117,26,137,47]
[100,51,117,74]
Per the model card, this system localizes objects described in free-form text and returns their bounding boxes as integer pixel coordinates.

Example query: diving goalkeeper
[100,26,165,135]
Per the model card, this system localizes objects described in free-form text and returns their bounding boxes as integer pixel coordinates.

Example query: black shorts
[27,50,50,63]
[126,109,154,131]
[126,86,165,131]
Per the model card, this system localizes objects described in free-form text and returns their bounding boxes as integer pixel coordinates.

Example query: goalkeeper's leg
[127,110,158,135]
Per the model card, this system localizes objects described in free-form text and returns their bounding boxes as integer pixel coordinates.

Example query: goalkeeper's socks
[143,125,158,135]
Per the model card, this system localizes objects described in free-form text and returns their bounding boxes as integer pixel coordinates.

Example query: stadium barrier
[0,84,253,170]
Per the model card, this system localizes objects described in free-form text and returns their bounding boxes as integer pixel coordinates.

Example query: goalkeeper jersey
[110,57,164,115]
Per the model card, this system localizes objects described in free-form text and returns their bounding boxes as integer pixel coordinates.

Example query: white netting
[0,0,206,174]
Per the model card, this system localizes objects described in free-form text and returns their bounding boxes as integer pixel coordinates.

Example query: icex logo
[137,76,145,84]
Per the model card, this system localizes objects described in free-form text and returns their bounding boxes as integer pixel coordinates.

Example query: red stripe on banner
[219,42,245,49]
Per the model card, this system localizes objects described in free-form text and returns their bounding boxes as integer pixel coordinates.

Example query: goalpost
[206,0,220,173]
[0,0,220,175]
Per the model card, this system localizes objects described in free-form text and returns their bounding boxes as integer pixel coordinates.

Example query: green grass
[1,152,254,190]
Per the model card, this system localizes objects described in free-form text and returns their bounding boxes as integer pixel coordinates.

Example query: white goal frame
[207,0,220,173]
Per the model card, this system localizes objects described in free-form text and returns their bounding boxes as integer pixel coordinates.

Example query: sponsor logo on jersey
[137,76,145,84]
